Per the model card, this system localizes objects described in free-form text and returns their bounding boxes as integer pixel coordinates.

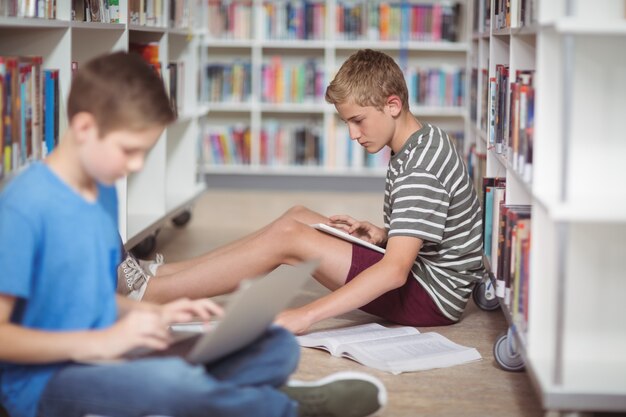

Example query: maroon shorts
[345,244,455,327]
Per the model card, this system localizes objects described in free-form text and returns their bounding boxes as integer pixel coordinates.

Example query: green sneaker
[282,371,387,417]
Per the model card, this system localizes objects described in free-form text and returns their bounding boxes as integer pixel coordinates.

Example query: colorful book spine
[19,64,28,165]
[0,56,50,177]
[261,58,323,104]
[259,121,322,167]
[263,1,326,41]
[491,187,505,296]
[502,206,531,307]
[488,76,496,149]
[407,66,465,108]
[335,0,460,42]
[511,218,530,315]
[0,57,5,178]
[2,59,15,177]
[204,61,252,103]
[207,0,252,39]
[43,69,57,157]
[483,185,494,260]
[200,124,251,166]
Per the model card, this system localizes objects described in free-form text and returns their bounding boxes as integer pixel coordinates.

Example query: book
[488,76,496,148]
[481,176,506,263]
[500,205,531,306]
[43,69,59,156]
[0,57,5,178]
[296,323,482,374]
[72,0,85,20]
[109,0,119,22]
[511,218,530,318]
[483,184,494,258]
[310,223,385,254]
[490,186,506,281]
[88,0,102,22]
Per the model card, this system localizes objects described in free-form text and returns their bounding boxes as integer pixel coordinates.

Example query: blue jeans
[37,326,300,417]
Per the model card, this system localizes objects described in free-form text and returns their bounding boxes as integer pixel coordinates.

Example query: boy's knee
[269,325,299,348]
[267,326,300,370]
[271,213,308,240]
[284,205,310,220]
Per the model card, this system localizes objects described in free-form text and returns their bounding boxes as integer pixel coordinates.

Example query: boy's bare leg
[154,203,322,276]
[154,225,270,276]
[142,206,355,304]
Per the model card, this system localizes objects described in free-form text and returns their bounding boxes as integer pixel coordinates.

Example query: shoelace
[122,257,147,291]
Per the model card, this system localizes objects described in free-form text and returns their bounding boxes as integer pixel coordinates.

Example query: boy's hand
[328,215,387,246]
[75,299,223,361]
[159,298,225,324]
[275,307,313,335]
[83,310,171,361]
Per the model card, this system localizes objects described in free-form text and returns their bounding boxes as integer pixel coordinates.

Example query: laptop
[132,261,317,365]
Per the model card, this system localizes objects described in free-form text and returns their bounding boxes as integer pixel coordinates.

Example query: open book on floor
[296,323,482,375]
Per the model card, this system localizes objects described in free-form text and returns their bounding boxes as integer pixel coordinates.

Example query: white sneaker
[116,255,150,300]
[282,371,387,417]
[138,252,165,276]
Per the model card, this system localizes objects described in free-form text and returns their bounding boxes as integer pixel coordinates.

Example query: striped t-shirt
[383,123,486,322]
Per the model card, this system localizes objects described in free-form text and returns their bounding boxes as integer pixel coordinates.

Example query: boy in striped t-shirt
[132,49,486,333]
[320,49,486,325]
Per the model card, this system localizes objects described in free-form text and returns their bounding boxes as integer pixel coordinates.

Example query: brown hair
[325,49,409,111]
[68,51,175,137]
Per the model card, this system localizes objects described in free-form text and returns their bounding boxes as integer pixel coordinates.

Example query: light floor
[153,189,544,417]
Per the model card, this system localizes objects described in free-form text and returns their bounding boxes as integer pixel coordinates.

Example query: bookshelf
[0,0,206,251]
[0,0,472,249]
[197,0,472,180]
[469,0,626,413]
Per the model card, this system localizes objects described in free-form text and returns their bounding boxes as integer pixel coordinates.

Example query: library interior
[1,0,625,416]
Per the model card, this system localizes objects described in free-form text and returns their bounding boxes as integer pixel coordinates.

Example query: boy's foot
[282,371,387,417]
[116,253,164,300]
[116,255,150,300]
[138,252,165,276]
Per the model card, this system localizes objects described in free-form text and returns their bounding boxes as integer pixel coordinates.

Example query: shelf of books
[197,0,471,179]
[469,0,626,412]
[0,0,206,251]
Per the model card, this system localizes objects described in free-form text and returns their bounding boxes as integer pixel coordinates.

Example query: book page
[343,332,482,374]
[310,223,386,254]
[296,323,419,355]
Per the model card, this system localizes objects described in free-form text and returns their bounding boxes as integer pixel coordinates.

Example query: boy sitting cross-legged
[0,51,386,417]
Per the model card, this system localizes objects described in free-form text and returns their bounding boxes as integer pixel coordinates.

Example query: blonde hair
[68,51,175,137]
[325,49,409,111]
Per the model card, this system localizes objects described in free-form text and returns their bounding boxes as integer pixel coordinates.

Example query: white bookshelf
[197,0,472,178]
[470,0,626,413]
[0,0,206,251]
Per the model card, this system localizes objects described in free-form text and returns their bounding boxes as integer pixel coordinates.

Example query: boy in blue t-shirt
[0,52,385,417]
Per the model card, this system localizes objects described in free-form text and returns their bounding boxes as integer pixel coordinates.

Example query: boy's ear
[385,95,403,117]
[70,112,99,143]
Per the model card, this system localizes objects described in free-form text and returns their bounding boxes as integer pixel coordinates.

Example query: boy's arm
[0,294,170,363]
[276,235,422,334]
[116,293,157,315]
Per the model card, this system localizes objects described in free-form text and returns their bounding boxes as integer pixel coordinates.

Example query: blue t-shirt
[0,162,120,417]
